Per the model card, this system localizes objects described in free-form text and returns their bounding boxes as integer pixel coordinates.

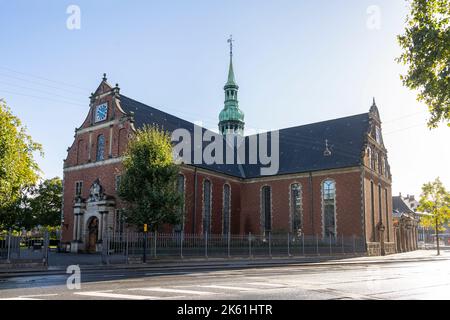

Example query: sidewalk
[0,248,449,277]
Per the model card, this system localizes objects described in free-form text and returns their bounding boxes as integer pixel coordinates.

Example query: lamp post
[435,216,440,256]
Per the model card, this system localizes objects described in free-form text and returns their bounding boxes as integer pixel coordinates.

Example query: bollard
[353,234,356,254]
[341,235,345,255]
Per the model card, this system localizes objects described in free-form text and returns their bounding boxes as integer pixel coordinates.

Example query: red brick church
[61,47,395,256]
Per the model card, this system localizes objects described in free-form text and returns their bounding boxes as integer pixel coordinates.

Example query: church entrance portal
[87,216,99,253]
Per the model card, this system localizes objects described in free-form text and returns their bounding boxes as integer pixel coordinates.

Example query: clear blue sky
[1,0,449,197]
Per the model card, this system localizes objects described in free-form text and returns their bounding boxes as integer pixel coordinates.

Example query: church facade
[61,47,395,256]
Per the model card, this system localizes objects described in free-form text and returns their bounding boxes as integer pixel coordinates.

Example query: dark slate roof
[119,95,245,177]
[392,196,415,215]
[241,113,370,178]
[119,94,370,179]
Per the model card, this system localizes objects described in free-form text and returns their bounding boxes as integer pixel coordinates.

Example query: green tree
[118,125,183,231]
[417,178,450,255]
[0,190,34,231]
[397,0,450,128]
[29,177,62,228]
[0,99,42,229]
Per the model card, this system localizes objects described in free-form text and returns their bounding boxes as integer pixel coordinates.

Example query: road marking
[0,293,58,300]
[246,282,286,287]
[200,285,258,291]
[132,287,215,295]
[21,294,59,298]
[145,271,187,276]
[0,297,43,300]
[74,291,161,300]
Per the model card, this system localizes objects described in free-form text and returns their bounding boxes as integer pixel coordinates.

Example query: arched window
[203,179,211,235]
[322,179,336,238]
[370,181,376,241]
[223,184,231,235]
[290,183,302,234]
[261,186,272,233]
[96,135,105,162]
[367,147,372,169]
[174,174,185,232]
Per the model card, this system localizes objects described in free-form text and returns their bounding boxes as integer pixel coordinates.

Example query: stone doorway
[86,216,99,253]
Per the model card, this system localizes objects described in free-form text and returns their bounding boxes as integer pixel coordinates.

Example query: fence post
[316,234,319,256]
[248,232,252,259]
[203,233,206,258]
[180,231,184,259]
[154,231,157,259]
[269,232,272,258]
[287,233,290,257]
[6,230,11,263]
[302,234,305,256]
[353,234,356,254]
[102,231,109,265]
[227,232,231,259]
[125,232,129,264]
[329,236,332,256]
[143,232,147,263]
[43,230,49,267]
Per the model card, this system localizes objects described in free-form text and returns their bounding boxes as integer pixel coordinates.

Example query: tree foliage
[397,0,450,128]
[417,177,450,230]
[0,99,42,228]
[0,178,62,231]
[28,177,63,228]
[118,125,183,231]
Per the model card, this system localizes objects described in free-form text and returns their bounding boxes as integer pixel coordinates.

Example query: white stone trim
[244,167,360,184]
[76,119,120,136]
[64,157,125,172]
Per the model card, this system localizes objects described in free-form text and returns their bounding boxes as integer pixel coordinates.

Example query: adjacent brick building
[61,52,395,256]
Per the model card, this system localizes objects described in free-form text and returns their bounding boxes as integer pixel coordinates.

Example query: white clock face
[95,103,108,123]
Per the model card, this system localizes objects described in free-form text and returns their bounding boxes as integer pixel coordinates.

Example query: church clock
[94,103,108,123]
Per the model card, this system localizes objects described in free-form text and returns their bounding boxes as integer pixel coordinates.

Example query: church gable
[63,75,134,168]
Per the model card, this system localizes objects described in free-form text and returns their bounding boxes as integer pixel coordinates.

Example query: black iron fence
[102,232,366,264]
[0,231,49,265]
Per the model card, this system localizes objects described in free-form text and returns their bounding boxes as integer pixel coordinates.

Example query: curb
[1,254,449,278]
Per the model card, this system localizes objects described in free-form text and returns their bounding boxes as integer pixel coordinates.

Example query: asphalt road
[0,256,449,300]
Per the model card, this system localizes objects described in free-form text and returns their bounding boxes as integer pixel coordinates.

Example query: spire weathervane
[227,35,234,58]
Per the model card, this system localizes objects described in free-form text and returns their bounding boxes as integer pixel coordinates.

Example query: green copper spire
[219,35,245,136]
[226,38,237,87]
